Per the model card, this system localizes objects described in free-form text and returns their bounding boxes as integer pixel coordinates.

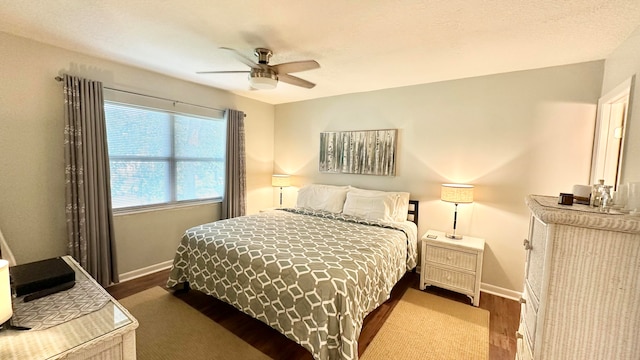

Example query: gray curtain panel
[221,109,246,219]
[63,74,118,286]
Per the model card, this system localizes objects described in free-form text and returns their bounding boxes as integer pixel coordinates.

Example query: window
[104,102,226,210]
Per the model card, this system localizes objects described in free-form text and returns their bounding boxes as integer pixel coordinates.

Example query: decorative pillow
[342,191,398,222]
[348,186,411,222]
[296,184,349,213]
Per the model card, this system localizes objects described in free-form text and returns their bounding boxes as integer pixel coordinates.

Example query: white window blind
[104,101,226,210]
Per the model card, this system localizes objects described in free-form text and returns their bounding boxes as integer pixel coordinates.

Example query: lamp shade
[0,259,11,324]
[441,184,474,204]
[271,174,291,187]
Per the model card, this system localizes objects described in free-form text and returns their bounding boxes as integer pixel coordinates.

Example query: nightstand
[0,256,138,359]
[419,229,485,306]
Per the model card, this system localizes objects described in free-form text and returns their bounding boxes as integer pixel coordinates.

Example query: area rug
[360,288,490,360]
[119,287,271,360]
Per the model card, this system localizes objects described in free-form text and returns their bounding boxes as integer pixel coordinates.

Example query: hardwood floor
[107,270,519,360]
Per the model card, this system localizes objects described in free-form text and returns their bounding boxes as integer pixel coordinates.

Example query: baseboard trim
[480,283,522,301]
[119,259,173,283]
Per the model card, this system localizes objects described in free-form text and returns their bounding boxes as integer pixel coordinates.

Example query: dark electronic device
[558,193,574,206]
[23,281,75,302]
[9,257,75,297]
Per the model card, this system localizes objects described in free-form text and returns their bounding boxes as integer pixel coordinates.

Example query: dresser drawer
[425,244,477,272]
[424,265,476,293]
[522,282,538,351]
[516,335,533,360]
[525,216,547,300]
[517,317,534,360]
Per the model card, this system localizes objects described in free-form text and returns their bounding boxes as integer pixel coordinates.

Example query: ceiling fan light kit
[249,68,278,89]
[199,47,319,90]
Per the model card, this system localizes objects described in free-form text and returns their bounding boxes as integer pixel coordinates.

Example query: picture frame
[319,129,397,176]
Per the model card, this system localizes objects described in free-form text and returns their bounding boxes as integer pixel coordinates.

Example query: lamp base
[445,233,464,240]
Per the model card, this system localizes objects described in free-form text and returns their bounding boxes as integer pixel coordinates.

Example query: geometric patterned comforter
[166,208,417,360]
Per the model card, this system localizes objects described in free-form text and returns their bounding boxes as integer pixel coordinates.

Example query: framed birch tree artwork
[319,129,397,176]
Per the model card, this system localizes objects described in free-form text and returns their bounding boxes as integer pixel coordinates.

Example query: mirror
[590,75,635,190]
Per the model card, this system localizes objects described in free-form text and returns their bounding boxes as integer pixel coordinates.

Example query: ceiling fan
[197,47,320,90]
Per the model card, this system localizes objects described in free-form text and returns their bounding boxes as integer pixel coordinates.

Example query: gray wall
[274,61,604,294]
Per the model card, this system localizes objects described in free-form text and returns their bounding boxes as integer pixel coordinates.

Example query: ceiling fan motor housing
[254,48,273,64]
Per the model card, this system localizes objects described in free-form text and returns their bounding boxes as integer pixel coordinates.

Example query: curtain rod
[54,76,231,114]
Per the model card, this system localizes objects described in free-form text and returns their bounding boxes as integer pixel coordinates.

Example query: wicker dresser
[516,195,640,360]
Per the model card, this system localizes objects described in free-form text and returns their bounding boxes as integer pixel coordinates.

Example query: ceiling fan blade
[272,60,320,74]
[196,70,250,74]
[278,73,316,89]
[219,47,264,69]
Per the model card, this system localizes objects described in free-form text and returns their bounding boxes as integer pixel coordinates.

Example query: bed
[166,185,419,360]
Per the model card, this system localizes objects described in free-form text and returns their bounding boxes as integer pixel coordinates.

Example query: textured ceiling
[2,1,640,105]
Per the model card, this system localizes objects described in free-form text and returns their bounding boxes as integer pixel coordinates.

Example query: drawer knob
[519,297,526,304]
[523,239,533,250]
[515,331,524,340]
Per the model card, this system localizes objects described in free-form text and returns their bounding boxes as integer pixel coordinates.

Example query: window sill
[112,199,221,216]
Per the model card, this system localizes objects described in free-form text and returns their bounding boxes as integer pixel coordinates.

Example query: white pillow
[343,191,398,222]
[395,192,411,222]
[296,184,349,213]
[348,186,410,222]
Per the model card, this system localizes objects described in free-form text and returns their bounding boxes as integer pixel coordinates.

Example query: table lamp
[0,259,11,326]
[441,184,474,239]
[272,174,291,208]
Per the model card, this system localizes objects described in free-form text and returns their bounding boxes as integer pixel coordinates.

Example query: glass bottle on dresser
[591,179,605,207]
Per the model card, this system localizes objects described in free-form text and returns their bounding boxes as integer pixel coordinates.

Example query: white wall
[601,25,640,184]
[274,61,604,293]
[0,32,275,274]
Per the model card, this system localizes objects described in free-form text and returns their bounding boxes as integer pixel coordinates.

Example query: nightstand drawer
[425,245,477,271]
[424,265,476,292]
